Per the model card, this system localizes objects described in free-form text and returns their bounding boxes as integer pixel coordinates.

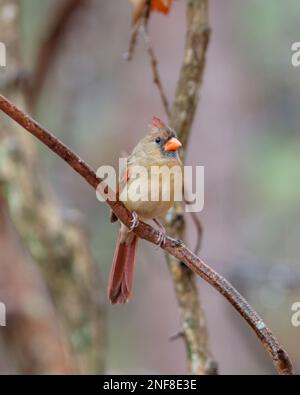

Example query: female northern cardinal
[108,117,182,304]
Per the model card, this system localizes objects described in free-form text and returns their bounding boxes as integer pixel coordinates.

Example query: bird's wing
[118,167,129,194]
[110,162,130,223]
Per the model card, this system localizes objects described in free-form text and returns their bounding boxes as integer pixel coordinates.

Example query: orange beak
[164,137,182,152]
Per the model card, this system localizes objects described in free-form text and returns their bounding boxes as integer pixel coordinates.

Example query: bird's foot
[153,218,167,247]
[156,229,167,248]
[129,211,139,232]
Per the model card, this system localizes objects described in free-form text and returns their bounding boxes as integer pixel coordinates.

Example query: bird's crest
[152,116,166,129]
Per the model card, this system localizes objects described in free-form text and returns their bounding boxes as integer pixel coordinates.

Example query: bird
[108,117,182,304]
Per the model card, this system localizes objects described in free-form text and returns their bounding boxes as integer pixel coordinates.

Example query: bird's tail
[108,227,138,304]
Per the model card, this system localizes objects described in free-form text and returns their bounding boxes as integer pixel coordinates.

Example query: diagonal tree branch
[0,94,294,375]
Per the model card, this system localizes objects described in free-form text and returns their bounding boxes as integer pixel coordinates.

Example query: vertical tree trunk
[166,0,216,374]
[0,198,75,374]
[0,0,105,373]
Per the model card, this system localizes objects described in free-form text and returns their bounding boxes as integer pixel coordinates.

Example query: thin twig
[125,0,151,61]
[0,94,294,375]
[169,330,185,342]
[123,23,140,61]
[126,0,171,116]
[140,24,171,118]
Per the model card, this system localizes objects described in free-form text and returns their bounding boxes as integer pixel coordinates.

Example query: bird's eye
[155,137,161,144]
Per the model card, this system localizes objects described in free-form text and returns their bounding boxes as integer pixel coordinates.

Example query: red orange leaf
[151,0,173,15]
[129,0,173,26]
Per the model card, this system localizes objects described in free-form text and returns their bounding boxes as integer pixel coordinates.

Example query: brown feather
[108,117,182,304]
[108,226,138,304]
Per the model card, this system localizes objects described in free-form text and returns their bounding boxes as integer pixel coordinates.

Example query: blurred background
[0,0,300,374]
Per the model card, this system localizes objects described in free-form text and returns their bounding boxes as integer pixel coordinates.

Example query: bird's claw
[152,218,167,248]
[156,229,167,248]
[129,211,139,232]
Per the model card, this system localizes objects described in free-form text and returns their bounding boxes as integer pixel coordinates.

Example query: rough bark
[166,0,215,374]
[0,0,105,374]
[0,198,75,374]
